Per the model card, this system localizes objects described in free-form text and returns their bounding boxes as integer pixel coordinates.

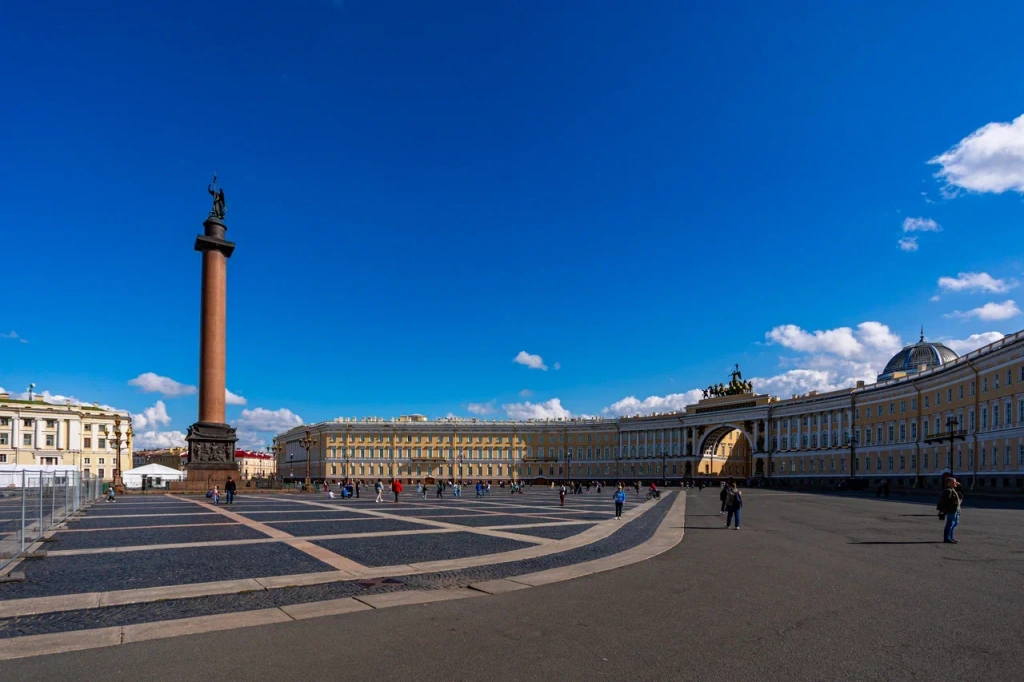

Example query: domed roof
[878,330,959,381]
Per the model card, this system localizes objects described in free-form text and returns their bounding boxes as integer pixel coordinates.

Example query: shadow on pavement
[850,541,946,545]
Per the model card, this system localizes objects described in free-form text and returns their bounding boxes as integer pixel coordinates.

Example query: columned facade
[275,331,1024,491]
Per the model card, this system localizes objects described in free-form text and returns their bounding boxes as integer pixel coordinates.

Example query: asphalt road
[7,490,1022,682]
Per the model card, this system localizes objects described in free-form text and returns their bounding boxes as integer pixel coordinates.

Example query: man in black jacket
[937,477,963,544]
[225,477,237,505]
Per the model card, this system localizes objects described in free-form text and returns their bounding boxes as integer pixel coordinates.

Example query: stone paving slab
[264,519,429,537]
[230,510,362,521]
[68,514,230,529]
[505,523,597,540]
[0,494,672,641]
[50,524,266,551]
[312,531,536,567]
[0,541,336,599]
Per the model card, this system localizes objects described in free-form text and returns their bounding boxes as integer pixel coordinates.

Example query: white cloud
[749,369,845,397]
[467,401,495,415]
[518,389,533,398]
[761,320,906,395]
[944,332,1005,354]
[929,114,1024,194]
[601,389,703,417]
[502,398,572,420]
[930,295,941,302]
[513,351,547,371]
[233,407,304,452]
[937,272,1017,294]
[766,321,901,361]
[902,217,942,232]
[1,331,26,343]
[235,407,304,434]
[128,372,197,398]
[225,388,247,406]
[947,300,1021,321]
[898,237,919,252]
[133,430,187,449]
[553,362,561,370]
[132,400,172,430]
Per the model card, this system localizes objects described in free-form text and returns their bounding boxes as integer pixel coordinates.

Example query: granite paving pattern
[312,531,537,567]
[0,495,671,638]
[263,519,429,537]
[50,523,268,550]
[0,541,336,599]
[505,523,597,540]
[67,514,231,529]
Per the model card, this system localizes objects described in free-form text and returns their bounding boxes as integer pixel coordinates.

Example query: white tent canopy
[122,463,185,489]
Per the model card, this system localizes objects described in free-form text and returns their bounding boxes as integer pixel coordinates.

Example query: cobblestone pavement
[0,494,669,638]
[49,523,267,551]
[0,541,336,599]
[0,488,657,607]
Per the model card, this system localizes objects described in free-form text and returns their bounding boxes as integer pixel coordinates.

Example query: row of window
[0,418,111,431]
[0,433,111,448]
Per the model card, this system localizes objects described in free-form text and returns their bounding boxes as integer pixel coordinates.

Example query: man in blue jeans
[225,477,237,505]
[938,477,962,543]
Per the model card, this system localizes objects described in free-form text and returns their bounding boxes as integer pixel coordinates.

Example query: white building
[121,463,186,489]
[0,393,133,481]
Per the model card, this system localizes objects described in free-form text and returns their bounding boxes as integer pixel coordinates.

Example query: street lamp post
[111,414,126,494]
[923,416,966,487]
[297,429,317,492]
[845,432,859,481]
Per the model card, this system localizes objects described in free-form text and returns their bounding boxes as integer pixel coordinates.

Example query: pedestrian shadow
[684,525,734,530]
[897,514,937,517]
[850,541,946,545]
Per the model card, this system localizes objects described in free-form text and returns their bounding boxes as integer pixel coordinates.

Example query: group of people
[205,478,237,505]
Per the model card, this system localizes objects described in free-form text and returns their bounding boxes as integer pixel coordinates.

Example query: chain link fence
[0,470,102,573]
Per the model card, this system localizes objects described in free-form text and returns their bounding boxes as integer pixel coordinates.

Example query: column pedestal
[185,421,238,483]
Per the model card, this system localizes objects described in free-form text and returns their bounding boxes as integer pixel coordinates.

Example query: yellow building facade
[276,331,1024,492]
[0,393,133,480]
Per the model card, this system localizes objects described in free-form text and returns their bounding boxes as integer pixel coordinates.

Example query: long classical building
[275,330,1024,492]
[0,393,133,480]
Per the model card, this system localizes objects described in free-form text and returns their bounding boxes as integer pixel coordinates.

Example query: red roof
[234,450,274,460]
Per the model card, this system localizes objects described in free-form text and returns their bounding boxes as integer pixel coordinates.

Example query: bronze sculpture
[208,174,226,220]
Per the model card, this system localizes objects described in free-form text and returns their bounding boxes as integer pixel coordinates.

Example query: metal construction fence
[0,471,103,573]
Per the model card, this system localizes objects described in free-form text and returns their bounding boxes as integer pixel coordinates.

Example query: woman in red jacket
[392,479,403,503]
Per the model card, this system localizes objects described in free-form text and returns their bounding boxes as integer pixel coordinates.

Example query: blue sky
[3,1,1024,449]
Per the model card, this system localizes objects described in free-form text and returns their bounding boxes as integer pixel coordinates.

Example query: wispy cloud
[502,398,572,420]
[937,272,1017,294]
[946,300,1021,321]
[518,389,533,398]
[1,331,27,344]
[467,401,495,415]
[902,217,942,232]
[929,114,1024,195]
[601,390,703,417]
[513,351,547,371]
[898,237,919,252]
[128,372,197,398]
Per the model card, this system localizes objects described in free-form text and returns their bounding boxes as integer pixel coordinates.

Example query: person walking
[354,480,360,498]
[212,485,220,505]
[392,479,403,503]
[938,477,963,544]
[634,481,641,496]
[475,481,483,498]
[614,485,626,519]
[374,479,384,503]
[106,485,116,502]
[436,481,444,499]
[420,483,428,499]
[724,481,742,529]
[719,482,728,515]
[559,483,567,507]
[225,477,237,505]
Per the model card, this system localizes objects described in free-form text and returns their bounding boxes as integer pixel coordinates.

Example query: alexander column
[185,177,239,484]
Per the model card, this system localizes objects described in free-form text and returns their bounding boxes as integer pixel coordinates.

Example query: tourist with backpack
[937,477,963,544]
[374,479,384,503]
[724,481,742,529]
